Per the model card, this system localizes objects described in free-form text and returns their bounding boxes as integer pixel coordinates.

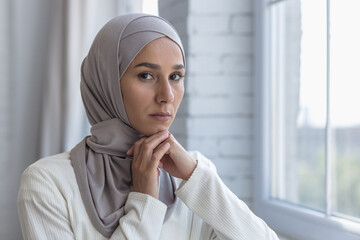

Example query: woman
[18,13,279,239]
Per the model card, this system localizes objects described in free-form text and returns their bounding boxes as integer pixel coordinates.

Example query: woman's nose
[156,79,174,104]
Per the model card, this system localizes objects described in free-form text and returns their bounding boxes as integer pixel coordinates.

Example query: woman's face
[121,37,185,136]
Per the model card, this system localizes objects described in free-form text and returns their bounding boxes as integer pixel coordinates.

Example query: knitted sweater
[17,151,278,240]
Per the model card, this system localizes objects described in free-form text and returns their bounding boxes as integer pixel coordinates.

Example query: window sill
[254,198,360,240]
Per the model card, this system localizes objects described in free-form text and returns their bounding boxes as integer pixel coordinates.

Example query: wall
[159,0,254,206]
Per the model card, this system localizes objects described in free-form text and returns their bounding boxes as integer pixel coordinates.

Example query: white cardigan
[17,151,278,240]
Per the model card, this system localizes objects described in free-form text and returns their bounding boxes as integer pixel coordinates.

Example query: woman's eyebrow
[173,64,185,70]
[134,62,185,70]
[134,62,160,69]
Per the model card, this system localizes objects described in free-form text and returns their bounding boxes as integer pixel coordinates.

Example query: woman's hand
[128,132,197,186]
[158,133,197,180]
[127,131,171,199]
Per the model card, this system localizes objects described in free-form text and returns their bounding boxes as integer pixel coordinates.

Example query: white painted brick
[189,0,252,14]
[175,96,188,116]
[188,54,252,75]
[187,54,222,74]
[169,116,187,136]
[213,158,252,177]
[188,117,252,137]
[188,96,252,116]
[221,175,252,198]
[187,137,219,157]
[160,0,255,201]
[231,15,253,34]
[173,135,187,148]
[188,15,230,34]
[221,55,252,75]
[219,138,252,156]
[186,74,252,96]
[189,35,252,55]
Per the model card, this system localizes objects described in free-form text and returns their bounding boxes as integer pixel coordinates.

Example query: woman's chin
[142,126,170,136]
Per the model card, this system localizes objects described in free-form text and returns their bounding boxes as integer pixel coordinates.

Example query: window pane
[270,0,327,211]
[330,0,360,219]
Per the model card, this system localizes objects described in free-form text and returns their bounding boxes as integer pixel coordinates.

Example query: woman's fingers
[130,131,171,199]
[159,133,197,180]
[132,137,146,160]
[126,145,134,156]
[136,131,169,168]
[151,142,170,168]
[127,131,169,156]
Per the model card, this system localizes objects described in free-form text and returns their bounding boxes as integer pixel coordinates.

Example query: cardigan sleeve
[17,166,75,240]
[175,153,279,240]
[111,192,167,240]
[17,164,167,240]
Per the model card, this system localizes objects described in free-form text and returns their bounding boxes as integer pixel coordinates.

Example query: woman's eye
[170,73,183,81]
[138,73,153,80]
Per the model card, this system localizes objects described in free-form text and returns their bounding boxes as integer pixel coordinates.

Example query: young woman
[18,13,279,240]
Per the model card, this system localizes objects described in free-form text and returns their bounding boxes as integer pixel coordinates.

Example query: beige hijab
[70,13,185,237]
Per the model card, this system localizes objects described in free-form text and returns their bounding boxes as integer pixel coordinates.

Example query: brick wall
[159,0,254,206]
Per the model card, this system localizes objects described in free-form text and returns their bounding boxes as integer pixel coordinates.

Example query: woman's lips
[149,112,171,121]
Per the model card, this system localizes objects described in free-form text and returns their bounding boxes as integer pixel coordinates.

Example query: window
[254,0,360,239]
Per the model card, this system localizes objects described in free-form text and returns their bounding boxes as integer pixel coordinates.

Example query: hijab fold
[70,13,185,237]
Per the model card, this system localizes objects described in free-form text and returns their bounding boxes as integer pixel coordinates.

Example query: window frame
[253,0,360,239]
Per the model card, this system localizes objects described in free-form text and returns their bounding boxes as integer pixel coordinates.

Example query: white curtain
[0,0,142,239]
